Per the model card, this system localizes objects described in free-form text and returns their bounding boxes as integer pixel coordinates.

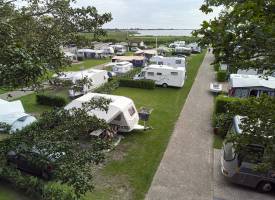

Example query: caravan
[229,74,275,98]
[0,99,37,133]
[64,93,144,133]
[56,69,108,98]
[150,55,186,68]
[105,62,133,75]
[134,65,186,88]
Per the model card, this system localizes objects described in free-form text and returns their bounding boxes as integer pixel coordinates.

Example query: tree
[0,97,112,198]
[227,95,275,170]
[0,0,112,90]
[194,0,275,74]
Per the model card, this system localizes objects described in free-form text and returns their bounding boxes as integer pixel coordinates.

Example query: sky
[74,0,221,29]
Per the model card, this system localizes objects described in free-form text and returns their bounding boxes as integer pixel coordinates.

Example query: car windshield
[224,142,236,161]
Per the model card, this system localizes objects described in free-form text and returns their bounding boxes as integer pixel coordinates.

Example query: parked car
[6,150,61,180]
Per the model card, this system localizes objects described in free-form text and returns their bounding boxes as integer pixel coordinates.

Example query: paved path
[146,51,215,200]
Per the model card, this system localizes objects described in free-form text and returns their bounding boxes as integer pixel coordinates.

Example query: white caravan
[174,46,192,55]
[169,41,186,48]
[56,69,108,98]
[134,65,186,88]
[105,62,133,75]
[150,55,186,68]
[111,45,127,56]
[64,93,144,133]
[229,74,275,98]
[0,99,37,133]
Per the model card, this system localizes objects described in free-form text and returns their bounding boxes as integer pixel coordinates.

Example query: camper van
[150,56,186,68]
[134,65,186,88]
[64,93,144,133]
[221,115,275,193]
[229,74,275,98]
[56,69,108,98]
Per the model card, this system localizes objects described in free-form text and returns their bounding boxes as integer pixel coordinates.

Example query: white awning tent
[230,74,275,89]
[0,99,37,133]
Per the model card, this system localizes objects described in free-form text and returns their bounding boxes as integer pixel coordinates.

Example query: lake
[131,29,194,36]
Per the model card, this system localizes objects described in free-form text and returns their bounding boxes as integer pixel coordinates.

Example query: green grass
[63,58,110,72]
[87,50,206,200]
[18,88,70,116]
[213,135,224,149]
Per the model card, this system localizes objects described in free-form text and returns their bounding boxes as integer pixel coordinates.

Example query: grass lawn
[86,51,206,200]
[18,88,70,116]
[0,89,6,95]
[63,58,110,72]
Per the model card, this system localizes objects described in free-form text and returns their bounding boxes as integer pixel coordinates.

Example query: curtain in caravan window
[147,72,154,76]
[234,88,249,98]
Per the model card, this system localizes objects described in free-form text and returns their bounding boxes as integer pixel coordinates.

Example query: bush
[0,166,43,198]
[119,79,155,89]
[215,95,246,114]
[36,94,67,107]
[214,64,220,71]
[213,113,234,138]
[43,182,77,200]
[94,79,120,94]
[216,70,227,82]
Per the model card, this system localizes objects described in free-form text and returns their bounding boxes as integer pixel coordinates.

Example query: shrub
[215,95,246,114]
[214,64,220,71]
[94,79,120,94]
[36,94,67,107]
[213,113,234,138]
[43,182,77,200]
[119,79,155,89]
[216,70,227,82]
[0,166,43,198]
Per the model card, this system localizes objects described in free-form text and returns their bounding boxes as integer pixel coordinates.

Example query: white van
[150,56,186,68]
[56,69,108,98]
[134,65,186,88]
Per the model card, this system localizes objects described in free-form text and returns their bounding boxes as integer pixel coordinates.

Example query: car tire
[257,181,273,193]
[162,83,168,88]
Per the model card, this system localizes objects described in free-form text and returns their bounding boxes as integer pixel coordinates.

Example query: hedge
[119,79,155,89]
[214,95,246,114]
[36,94,67,107]
[214,64,220,71]
[216,70,227,82]
[0,166,78,200]
[94,79,120,94]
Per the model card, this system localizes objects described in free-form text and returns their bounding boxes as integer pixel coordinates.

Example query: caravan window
[249,90,258,97]
[171,72,178,76]
[147,72,154,76]
[128,106,136,116]
[175,60,182,64]
[158,61,164,65]
[114,114,122,121]
[157,72,162,76]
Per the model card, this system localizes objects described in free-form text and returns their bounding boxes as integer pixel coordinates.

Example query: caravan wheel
[162,83,168,88]
[257,181,273,193]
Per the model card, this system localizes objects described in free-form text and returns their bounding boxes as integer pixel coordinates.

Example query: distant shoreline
[105,28,196,31]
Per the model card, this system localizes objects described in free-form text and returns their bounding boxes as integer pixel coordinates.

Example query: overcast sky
[75,0,221,29]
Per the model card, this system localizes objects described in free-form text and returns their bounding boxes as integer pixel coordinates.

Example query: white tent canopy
[230,74,275,89]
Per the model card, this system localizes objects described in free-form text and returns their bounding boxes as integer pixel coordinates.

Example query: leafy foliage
[0,0,112,89]
[194,0,275,74]
[216,70,227,82]
[226,96,275,169]
[36,94,67,107]
[0,97,112,198]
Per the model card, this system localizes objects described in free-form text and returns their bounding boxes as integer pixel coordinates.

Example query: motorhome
[134,65,186,88]
[64,93,144,133]
[0,99,37,133]
[150,55,186,68]
[221,115,275,193]
[56,69,108,98]
[229,74,275,98]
